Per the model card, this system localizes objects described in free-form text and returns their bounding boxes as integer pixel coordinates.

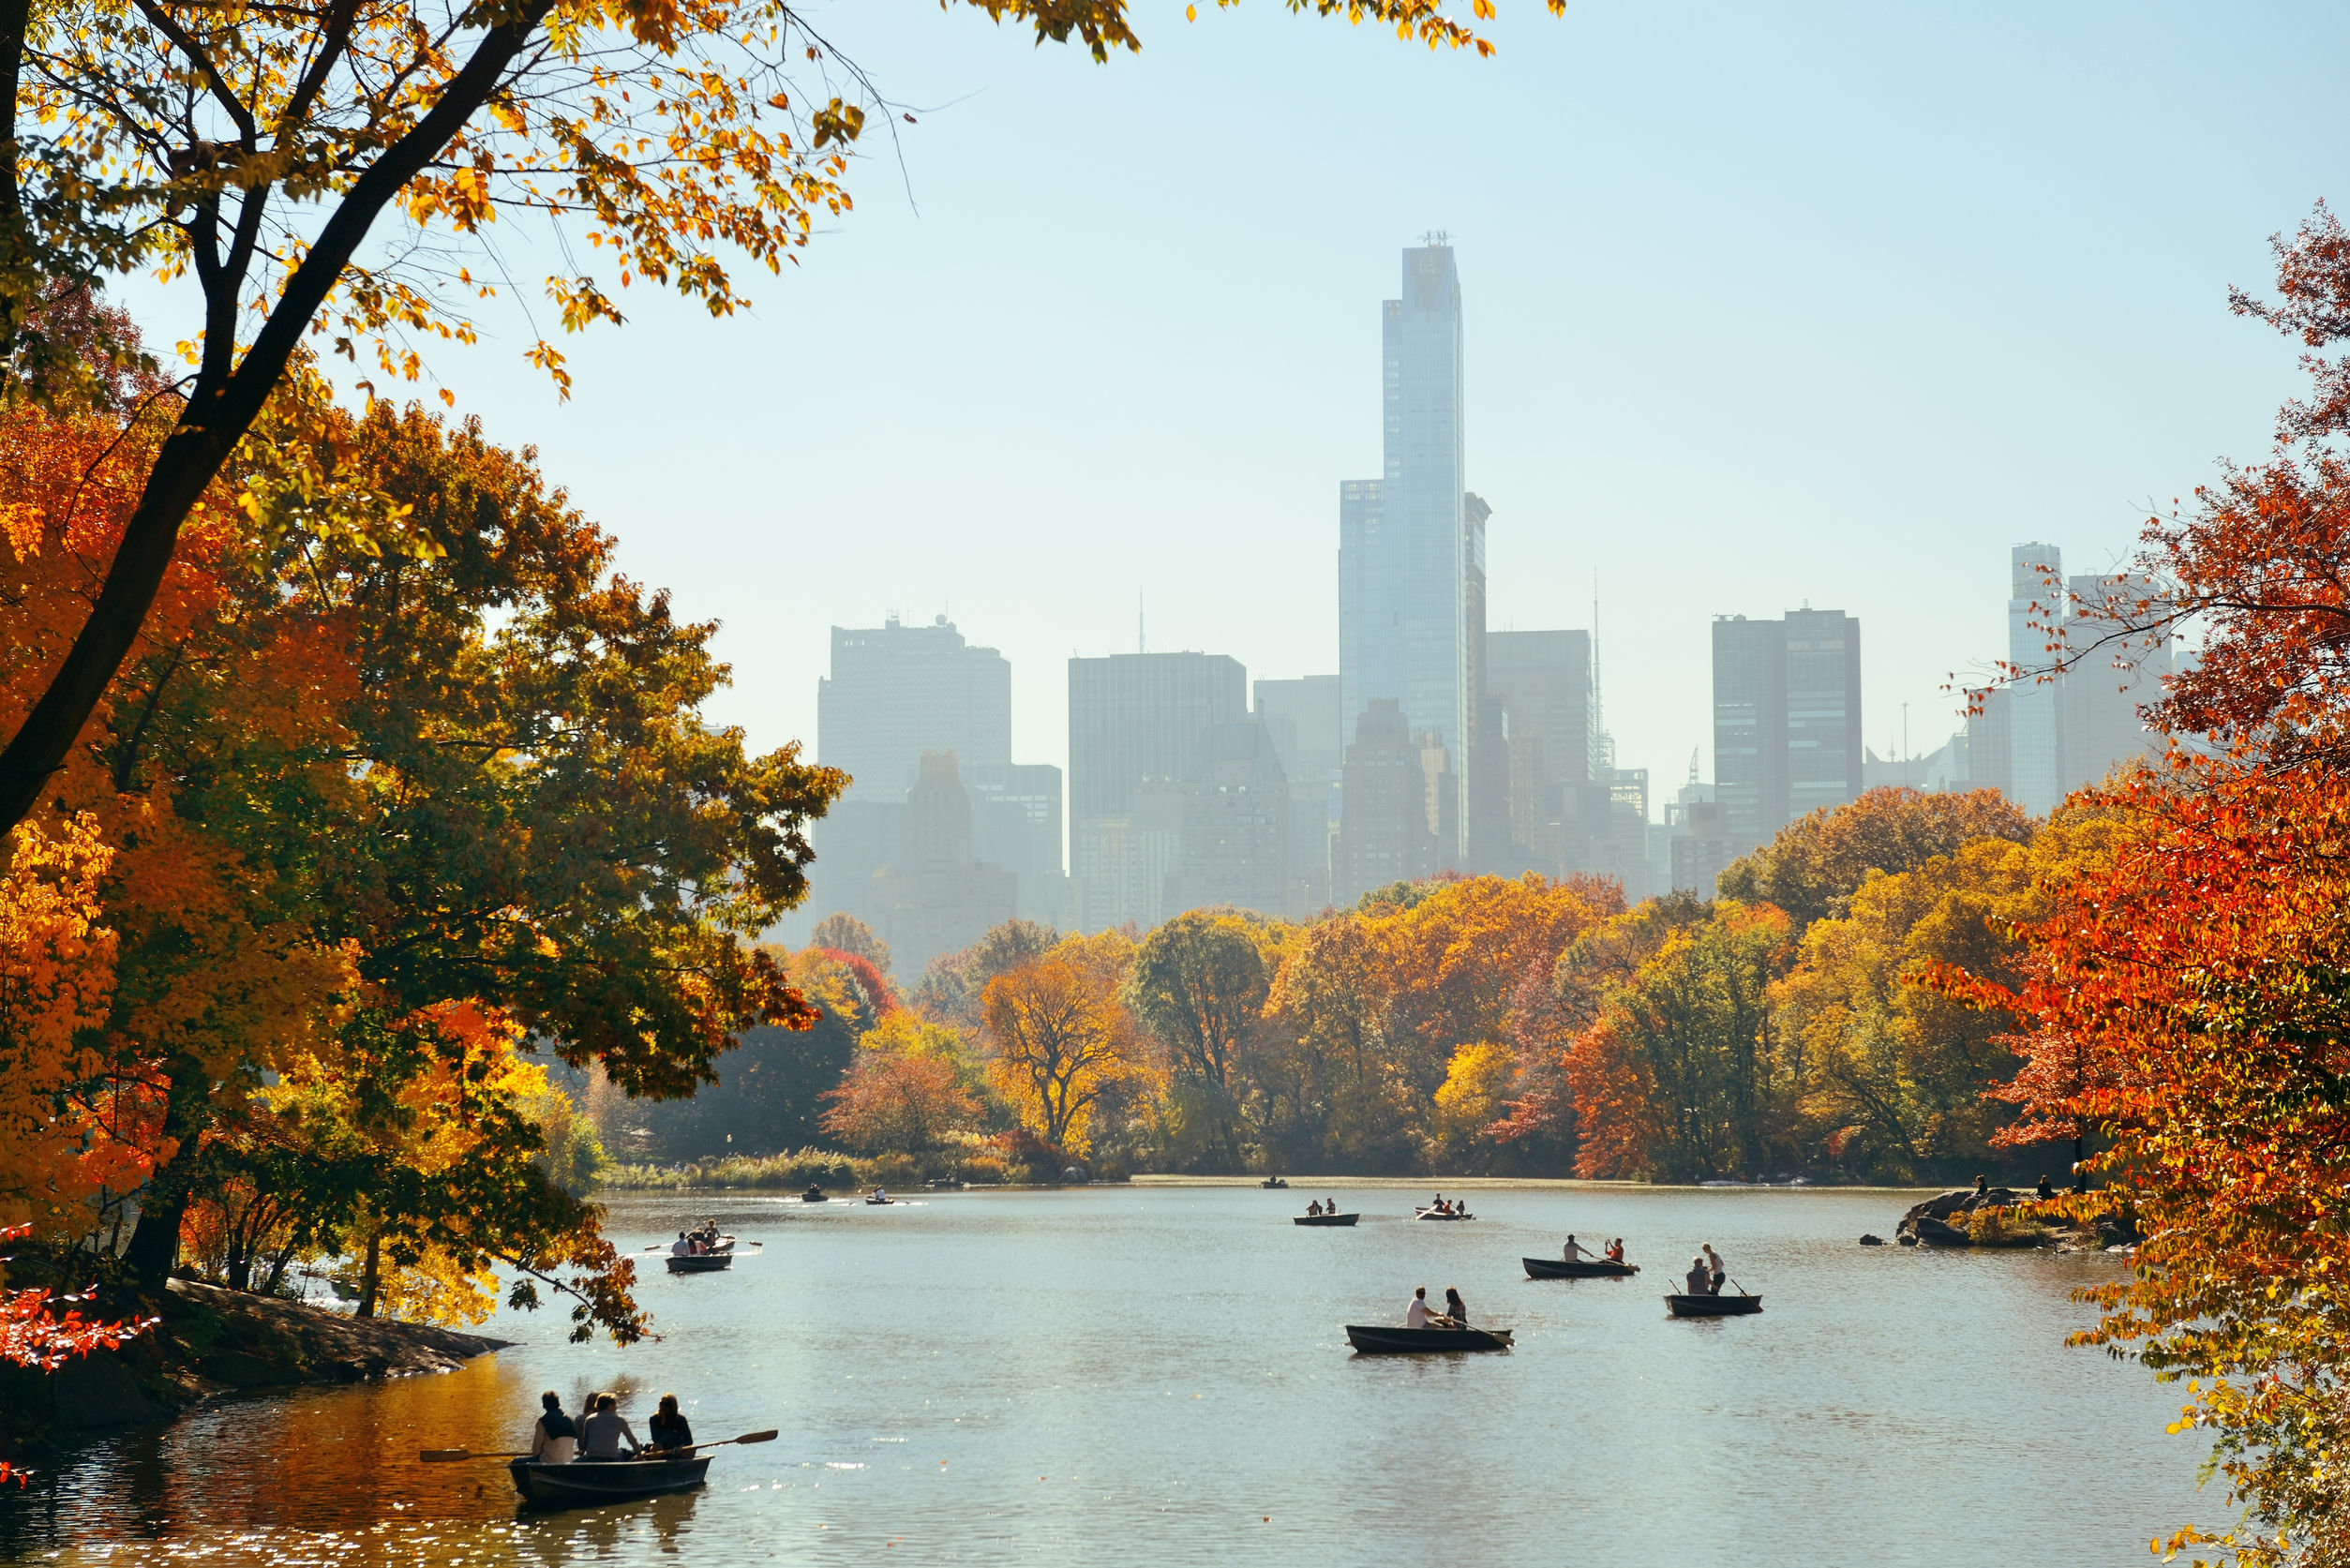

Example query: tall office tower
[2060,572,2175,793]
[1484,630,1594,873]
[1254,675,1343,915]
[1712,616,1789,851]
[1784,608,1864,824]
[1712,609,1864,849]
[818,616,1011,799]
[2007,544,2065,814]
[1336,699,1434,902]
[1462,493,1514,873]
[1338,240,1470,865]
[1161,722,1291,918]
[798,615,1021,946]
[969,763,1070,927]
[868,752,1018,978]
[1069,651,1248,932]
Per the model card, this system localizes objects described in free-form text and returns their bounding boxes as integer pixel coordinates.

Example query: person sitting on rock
[2036,1173,2056,1201]
[1974,1173,1989,1197]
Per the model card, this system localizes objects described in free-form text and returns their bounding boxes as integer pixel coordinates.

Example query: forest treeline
[590,784,2085,1190]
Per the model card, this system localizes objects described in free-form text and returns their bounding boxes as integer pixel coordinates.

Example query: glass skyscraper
[1339,241,1469,862]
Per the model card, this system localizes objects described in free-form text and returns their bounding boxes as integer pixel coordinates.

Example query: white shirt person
[1405,1288,1435,1329]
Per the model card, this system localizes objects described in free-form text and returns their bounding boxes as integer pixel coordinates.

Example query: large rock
[1893,1187,2052,1248]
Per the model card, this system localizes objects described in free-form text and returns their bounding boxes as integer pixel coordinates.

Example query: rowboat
[1523,1256,1638,1279]
[664,1234,735,1274]
[1413,1207,1474,1221]
[507,1454,711,1506]
[1344,1324,1513,1354]
[1260,1178,1289,1189]
[801,1189,828,1202]
[864,1198,897,1205]
[1293,1212,1359,1227]
[1665,1292,1762,1318]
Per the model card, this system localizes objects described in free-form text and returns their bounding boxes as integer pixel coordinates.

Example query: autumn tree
[981,934,1145,1157]
[811,914,892,978]
[0,0,1541,835]
[820,1044,981,1157]
[1125,910,1269,1171]
[909,918,1060,1032]
[1714,787,2034,931]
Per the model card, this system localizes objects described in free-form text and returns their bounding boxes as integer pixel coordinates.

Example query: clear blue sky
[149,1,2350,811]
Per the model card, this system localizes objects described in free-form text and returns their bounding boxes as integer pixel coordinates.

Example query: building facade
[1484,628,1594,874]
[1339,241,1470,864]
[1254,675,1343,916]
[1069,651,1248,931]
[1712,608,1864,851]
[1336,698,1434,901]
[2006,544,2066,815]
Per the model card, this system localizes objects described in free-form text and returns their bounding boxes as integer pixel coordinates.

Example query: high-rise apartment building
[1161,722,1291,918]
[818,616,1011,800]
[1069,652,1248,932]
[1254,676,1342,915]
[2006,544,2065,815]
[796,616,1053,958]
[2060,572,2174,795]
[1338,241,1470,864]
[868,752,1018,977]
[1484,630,1594,872]
[1712,609,1864,850]
[1336,699,1434,901]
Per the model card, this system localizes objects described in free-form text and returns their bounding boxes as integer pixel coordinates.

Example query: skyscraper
[1254,675,1342,914]
[1484,629,1594,871]
[1712,609,1864,849]
[1339,240,1469,864]
[2007,544,2065,815]
[1068,651,1248,931]
[1336,698,1433,901]
[2059,572,2174,794]
[818,616,1011,800]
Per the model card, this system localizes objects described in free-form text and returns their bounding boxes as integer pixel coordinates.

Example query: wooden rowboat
[1344,1323,1513,1354]
[1260,1178,1289,1188]
[1293,1212,1359,1227]
[1665,1292,1762,1317]
[1523,1256,1638,1279]
[1413,1207,1474,1221]
[508,1454,711,1506]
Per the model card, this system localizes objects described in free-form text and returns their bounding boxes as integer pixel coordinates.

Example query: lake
[6,1185,2214,1565]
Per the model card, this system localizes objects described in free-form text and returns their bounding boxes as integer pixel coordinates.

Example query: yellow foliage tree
[981,934,1148,1156]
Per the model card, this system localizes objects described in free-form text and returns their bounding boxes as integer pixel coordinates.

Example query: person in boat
[670,1231,692,1258]
[1703,1244,1726,1295]
[1684,1256,1709,1295]
[1606,1238,1625,1263]
[873,1187,889,1203]
[1562,1234,1595,1262]
[1429,1193,1446,1214]
[1405,1286,1436,1329]
[580,1392,642,1461]
[530,1391,578,1464]
[1443,1286,1469,1328]
[1306,1199,1322,1217]
[647,1393,694,1455]
[2036,1172,2056,1201]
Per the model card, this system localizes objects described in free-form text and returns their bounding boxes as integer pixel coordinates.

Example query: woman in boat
[647,1393,694,1454]
[530,1391,578,1464]
[1443,1286,1469,1328]
[1306,1199,1322,1217]
[580,1393,643,1461]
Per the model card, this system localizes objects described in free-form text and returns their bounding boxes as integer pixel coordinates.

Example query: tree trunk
[123,1174,191,1298]
[355,1231,382,1319]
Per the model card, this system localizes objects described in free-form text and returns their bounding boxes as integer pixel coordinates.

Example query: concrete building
[1338,240,1471,864]
[2006,544,2066,815]
[1484,629,1594,873]
[1161,722,1291,918]
[1336,698,1434,902]
[1254,676,1342,916]
[2060,572,2174,794]
[1713,608,1864,851]
[1069,651,1247,931]
[969,762,1070,927]
[868,752,1018,977]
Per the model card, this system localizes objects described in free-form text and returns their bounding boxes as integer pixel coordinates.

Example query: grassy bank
[599,1146,1019,1191]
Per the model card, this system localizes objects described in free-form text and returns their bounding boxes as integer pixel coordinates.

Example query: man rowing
[1562,1233,1596,1262]
[1405,1286,1437,1329]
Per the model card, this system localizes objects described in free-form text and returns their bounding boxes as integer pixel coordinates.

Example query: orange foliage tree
[981,935,1148,1157]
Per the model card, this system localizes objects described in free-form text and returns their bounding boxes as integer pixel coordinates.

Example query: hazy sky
[132,1,2350,814]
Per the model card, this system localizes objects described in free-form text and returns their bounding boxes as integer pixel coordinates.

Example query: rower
[1562,1233,1594,1262]
[670,1231,692,1258]
[1684,1256,1709,1295]
[873,1187,888,1203]
[580,1393,642,1461]
[529,1391,577,1464]
[1405,1286,1435,1329]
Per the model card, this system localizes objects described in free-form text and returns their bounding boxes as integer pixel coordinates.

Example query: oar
[420,1447,531,1463]
[682,1429,779,1454]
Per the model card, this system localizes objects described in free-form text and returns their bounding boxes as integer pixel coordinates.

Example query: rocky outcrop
[0,1277,510,1437]
[1893,1187,2052,1248]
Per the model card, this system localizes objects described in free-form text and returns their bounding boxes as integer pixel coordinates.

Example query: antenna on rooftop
[1420,229,1450,246]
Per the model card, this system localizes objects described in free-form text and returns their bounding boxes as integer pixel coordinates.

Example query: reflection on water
[7,1187,2209,1565]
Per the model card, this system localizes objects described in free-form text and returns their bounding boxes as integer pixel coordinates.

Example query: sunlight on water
[6,1187,2209,1566]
